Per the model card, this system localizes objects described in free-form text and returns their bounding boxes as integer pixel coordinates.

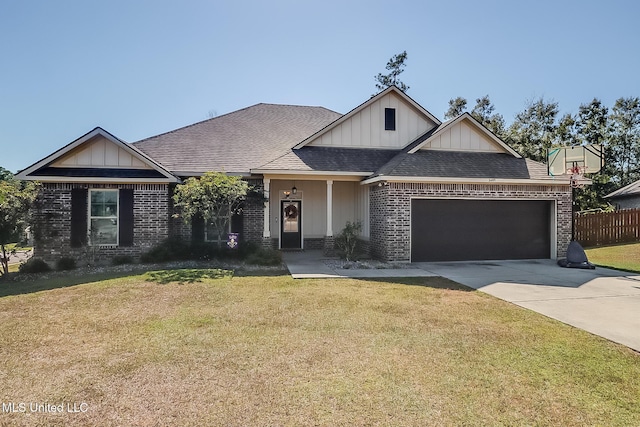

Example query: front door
[281,200,302,249]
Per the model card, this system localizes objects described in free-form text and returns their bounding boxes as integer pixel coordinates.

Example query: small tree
[0,178,39,276]
[172,172,249,247]
[335,221,362,261]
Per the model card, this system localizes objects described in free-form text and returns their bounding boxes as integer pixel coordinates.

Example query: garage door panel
[411,199,551,262]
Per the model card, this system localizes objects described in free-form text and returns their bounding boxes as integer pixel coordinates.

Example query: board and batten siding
[269,180,368,238]
[420,119,503,153]
[52,135,152,169]
[307,92,437,149]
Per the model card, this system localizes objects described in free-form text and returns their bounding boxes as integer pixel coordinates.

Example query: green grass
[585,242,640,272]
[0,270,638,426]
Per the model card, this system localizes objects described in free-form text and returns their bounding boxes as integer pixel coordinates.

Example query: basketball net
[568,164,585,189]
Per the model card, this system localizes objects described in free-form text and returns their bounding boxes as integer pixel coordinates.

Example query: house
[17,86,573,263]
[604,180,640,210]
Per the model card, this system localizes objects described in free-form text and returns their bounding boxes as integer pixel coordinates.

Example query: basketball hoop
[568,164,586,189]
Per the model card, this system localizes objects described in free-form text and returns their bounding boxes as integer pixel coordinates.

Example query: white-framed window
[89,189,119,245]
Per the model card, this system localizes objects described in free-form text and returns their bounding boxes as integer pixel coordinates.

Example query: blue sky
[2,0,639,173]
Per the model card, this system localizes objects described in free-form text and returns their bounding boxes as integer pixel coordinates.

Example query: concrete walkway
[283,252,640,352]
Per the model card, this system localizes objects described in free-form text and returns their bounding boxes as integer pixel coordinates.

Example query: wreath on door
[284,204,298,220]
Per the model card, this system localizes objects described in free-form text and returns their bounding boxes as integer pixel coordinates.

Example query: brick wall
[370,182,572,262]
[33,183,169,265]
[243,179,265,243]
[167,179,266,245]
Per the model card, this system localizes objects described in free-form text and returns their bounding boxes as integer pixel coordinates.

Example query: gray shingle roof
[254,147,399,173]
[605,180,640,199]
[372,151,550,180]
[132,104,342,175]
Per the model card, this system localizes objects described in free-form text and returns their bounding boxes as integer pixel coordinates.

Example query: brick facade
[242,179,265,243]
[167,179,266,245]
[370,182,572,262]
[33,183,170,265]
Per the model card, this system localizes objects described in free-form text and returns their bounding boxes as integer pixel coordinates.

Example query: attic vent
[385,108,396,131]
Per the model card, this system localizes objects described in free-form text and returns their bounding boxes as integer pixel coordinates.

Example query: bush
[56,257,76,271]
[19,258,51,274]
[141,238,281,266]
[112,255,134,266]
[335,221,362,261]
[141,238,191,263]
[245,247,282,266]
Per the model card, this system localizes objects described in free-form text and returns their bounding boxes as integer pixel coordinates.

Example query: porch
[261,177,370,252]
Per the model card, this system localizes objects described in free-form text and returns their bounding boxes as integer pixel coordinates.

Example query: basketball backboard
[547,144,603,177]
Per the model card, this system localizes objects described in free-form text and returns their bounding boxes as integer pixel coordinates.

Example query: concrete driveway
[415,259,640,352]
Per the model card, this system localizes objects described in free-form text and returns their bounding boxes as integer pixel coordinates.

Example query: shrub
[56,257,76,271]
[141,238,191,263]
[111,255,134,266]
[19,258,51,274]
[335,221,362,261]
[245,247,282,266]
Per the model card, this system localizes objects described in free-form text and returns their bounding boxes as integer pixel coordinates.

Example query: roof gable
[16,127,180,183]
[294,86,440,150]
[409,113,521,158]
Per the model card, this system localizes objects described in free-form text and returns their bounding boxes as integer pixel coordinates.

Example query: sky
[1,0,639,173]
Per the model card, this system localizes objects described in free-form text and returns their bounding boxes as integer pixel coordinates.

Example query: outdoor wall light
[284,190,291,198]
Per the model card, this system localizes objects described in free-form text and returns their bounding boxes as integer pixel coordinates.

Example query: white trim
[19,176,176,184]
[88,188,119,247]
[252,169,369,177]
[361,175,575,186]
[326,180,333,237]
[407,113,521,158]
[292,86,441,149]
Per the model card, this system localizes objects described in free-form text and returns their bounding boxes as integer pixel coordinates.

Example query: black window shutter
[231,212,243,240]
[70,189,88,247]
[119,189,134,247]
[385,108,396,130]
[191,214,205,242]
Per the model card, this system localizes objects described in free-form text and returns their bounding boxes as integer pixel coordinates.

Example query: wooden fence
[574,208,640,247]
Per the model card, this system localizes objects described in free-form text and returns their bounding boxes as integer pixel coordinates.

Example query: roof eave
[21,176,181,184]
[361,175,577,186]
[251,169,371,176]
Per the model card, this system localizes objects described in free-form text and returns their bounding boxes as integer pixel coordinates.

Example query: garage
[411,199,552,262]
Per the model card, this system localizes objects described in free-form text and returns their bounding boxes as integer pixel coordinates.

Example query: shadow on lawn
[0,270,145,298]
[145,268,232,284]
[0,263,290,297]
[362,276,474,291]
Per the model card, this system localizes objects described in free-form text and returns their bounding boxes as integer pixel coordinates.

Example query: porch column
[263,178,271,239]
[326,180,333,237]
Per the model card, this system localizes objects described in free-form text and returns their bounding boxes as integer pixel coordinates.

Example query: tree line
[444,95,640,210]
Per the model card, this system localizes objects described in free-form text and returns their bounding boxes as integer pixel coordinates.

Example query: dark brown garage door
[411,199,551,262]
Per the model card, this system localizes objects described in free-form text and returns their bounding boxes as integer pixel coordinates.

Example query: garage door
[411,199,551,262]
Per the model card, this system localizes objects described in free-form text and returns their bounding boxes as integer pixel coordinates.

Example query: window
[385,108,396,130]
[204,213,242,244]
[205,219,231,244]
[89,189,118,245]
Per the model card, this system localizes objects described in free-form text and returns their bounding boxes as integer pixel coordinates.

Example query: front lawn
[585,242,640,272]
[0,270,638,426]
